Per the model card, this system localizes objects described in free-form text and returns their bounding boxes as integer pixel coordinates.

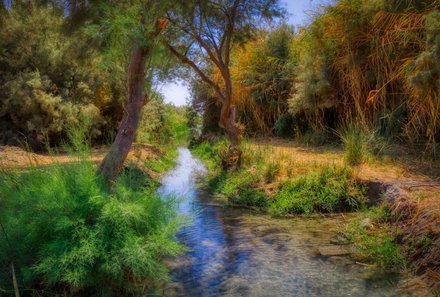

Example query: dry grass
[248,137,440,181]
[389,190,440,293]
[0,144,164,179]
[245,137,440,220]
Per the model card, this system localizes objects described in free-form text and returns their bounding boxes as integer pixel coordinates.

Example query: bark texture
[99,46,150,184]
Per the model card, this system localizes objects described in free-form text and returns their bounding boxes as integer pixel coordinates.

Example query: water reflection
[160,148,412,297]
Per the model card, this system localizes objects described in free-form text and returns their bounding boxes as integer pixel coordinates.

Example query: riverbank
[0,142,183,296]
[191,138,440,295]
[162,148,411,297]
[0,143,177,180]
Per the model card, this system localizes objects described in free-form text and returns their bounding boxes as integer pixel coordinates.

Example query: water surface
[159,148,412,297]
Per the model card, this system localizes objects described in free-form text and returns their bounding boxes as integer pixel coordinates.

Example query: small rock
[360,218,373,229]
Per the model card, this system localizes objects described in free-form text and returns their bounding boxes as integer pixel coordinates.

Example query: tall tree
[98,1,170,184]
[164,0,284,166]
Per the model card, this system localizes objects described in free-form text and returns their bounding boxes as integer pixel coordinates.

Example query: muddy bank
[368,181,440,294]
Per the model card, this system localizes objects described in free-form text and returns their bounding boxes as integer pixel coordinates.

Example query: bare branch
[164,41,226,103]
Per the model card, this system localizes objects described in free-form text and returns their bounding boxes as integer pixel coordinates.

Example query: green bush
[191,139,228,171]
[143,148,178,174]
[220,169,263,196]
[0,5,124,148]
[137,94,189,146]
[0,140,183,296]
[271,166,365,214]
[274,114,294,137]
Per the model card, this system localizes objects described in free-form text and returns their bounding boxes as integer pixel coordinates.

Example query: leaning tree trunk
[99,46,150,185]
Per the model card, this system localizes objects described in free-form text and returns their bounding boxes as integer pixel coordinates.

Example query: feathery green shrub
[0,134,184,296]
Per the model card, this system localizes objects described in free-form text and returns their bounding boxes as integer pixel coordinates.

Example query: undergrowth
[0,131,184,296]
[344,205,406,271]
[271,166,365,214]
[143,147,179,173]
[192,140,366,214]
[192,139,408,274]
[339,123,389,166]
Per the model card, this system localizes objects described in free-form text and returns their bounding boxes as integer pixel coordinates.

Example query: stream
[158,148,412,297]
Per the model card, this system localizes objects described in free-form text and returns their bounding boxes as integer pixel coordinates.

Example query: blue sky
[161,0,328,106]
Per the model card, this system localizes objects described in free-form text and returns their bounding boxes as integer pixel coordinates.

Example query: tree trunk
[99,46,150,185]
[220,104,239,148]
[219,85,242,168]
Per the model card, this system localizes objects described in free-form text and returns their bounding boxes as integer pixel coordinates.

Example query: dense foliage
[289,0,440,149]
[189,0,440,152]
[137,94,189,146]
[229,24,296,135]
[0,134,184,296]
[0,2,186,151]
[271,166,365,214]
[0,5,125,148]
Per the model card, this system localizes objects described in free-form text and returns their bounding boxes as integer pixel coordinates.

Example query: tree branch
[164,41,226,104]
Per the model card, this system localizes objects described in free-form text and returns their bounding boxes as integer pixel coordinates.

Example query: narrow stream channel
[159,148,412,297]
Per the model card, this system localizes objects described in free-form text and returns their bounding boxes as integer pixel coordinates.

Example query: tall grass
[339,123,389,166]
[0,131,184,296]
[340,124,368,166]
[192,140,366,214]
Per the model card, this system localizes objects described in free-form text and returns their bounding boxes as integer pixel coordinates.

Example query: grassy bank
[191,138,440,293]
[192,139,366,214]
[0,136,183,296]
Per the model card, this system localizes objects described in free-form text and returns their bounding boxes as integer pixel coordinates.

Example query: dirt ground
[248,138,439,197]
[0,143,164,179]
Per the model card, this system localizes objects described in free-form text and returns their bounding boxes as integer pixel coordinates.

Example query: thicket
[289,0,440,150]
[190,0,440,152]
[0,3,188,151]
[0,131,184,296]
[0,5,126,149]
[229,24,296,135]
